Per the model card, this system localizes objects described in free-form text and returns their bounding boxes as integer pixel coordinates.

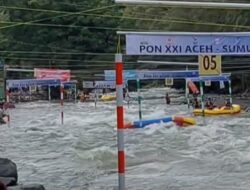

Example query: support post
[199,80,205,125]
[6,85,10,127]
[3,64,7,102]
[115,0,250,10]
[136,78,142,120]
[115,53,125,190]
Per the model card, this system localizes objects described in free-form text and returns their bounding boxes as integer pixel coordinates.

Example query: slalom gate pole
[136,78,142,120]
[29,86,32,101]
[94,88,97,108]
[186,79,190,109]
[93,81,97,108]
[18,87,21,102]
[6,85,10,127]
[60,82,64,125]
[74,83,77,103]
[126,81,130,108]
[127,89,130,108]
[115,53,125,190]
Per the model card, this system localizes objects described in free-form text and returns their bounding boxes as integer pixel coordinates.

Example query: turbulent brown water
[0,88,250,190]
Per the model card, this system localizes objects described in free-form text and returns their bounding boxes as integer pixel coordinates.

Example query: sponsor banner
[82,81,94,88]
[95,81,116,89]
[188,75,230,82]
[104,70,138,81]
[138,70,198,80]
[34,68,71,81]
[83,81,127,89]
[7,79,60,88]
[105,70,199,80]
[126,33,250,55]
[205,80,211,86]
[165,78,173,86]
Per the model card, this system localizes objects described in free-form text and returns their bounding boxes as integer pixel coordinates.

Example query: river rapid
[1,88,250,190]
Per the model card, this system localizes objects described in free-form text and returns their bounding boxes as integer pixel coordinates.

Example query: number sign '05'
[199,55,221,76]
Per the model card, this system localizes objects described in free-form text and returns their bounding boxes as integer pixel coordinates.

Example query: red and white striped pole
[115,53,125,190]
[60,82,64,125]
[6,86,10,127]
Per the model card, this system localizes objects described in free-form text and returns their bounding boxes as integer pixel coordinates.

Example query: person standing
[165,93,171,104]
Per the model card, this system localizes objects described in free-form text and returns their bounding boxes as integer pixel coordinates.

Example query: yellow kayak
[193,104,241,116]
[100,95,116,101]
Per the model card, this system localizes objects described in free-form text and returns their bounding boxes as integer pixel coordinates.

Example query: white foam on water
[1,87,250,190]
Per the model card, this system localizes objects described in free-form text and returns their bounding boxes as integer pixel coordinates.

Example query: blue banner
[138,70,199,79]
[126,33,250,55]
[104,70,138,81]
[187,75,230,82]
[95,81,116,89]
[7,79,60,88]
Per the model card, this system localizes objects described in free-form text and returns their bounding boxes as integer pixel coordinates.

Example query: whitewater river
[1,88,250,190]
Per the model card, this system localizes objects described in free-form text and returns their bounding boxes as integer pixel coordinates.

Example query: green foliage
[0,0,249,81]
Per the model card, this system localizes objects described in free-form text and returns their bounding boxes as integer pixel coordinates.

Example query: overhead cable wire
[0,4,117,30]
[0,21,138,31]
[0,12,248,30]
[0,5,248,30]
[0,50,115,55]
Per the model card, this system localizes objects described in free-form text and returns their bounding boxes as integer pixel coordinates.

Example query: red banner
[34,69,71,81]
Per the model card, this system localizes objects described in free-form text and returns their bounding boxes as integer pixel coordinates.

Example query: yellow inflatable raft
[100,95,116,102]
[193,104,241,116]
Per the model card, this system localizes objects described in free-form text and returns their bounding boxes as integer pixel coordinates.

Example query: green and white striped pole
[199,80,205,125]
[29,86,32,101]
[136,78,142,120]
[94,82,97,108]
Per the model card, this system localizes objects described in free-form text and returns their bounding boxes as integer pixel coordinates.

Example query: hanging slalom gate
[186,75,240,118]
[5,79,77,125]
[105,69,199,120]
[82,80,128,107]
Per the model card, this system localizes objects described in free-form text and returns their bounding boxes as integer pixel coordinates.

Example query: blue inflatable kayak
[126,116,173,128]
